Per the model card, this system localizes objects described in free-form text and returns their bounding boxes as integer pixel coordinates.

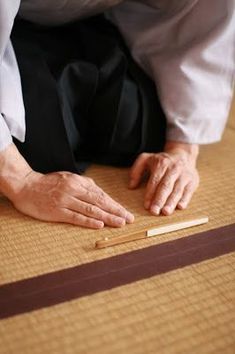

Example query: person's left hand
[129,142,200,215]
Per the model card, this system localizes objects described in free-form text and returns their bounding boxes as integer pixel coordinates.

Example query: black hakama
[11,15,166,174]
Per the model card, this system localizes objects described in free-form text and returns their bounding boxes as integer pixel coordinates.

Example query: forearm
[0,143,32,200]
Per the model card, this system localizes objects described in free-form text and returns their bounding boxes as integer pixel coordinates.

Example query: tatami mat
[0,100,235,353]
[0,128,235,284]
[0,253,234,354]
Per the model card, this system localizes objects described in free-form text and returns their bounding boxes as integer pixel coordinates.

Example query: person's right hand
[11,170,135,229]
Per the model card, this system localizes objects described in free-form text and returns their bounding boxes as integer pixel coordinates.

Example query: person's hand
[0,144,134,229]
[11,170,134,229]
[129,142,200,216]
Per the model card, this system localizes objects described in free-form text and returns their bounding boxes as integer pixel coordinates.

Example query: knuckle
[174,179,185,193]
[60,172,73,182]
[105,214,116,225]
[84,204,95,215]
[95,191,106,205]
[155,189,171,205]
[169,191,179,201]
[140,152,150,160]
[153,191,164,203]
[169,163,180,175]
[57,171,69,178]
[56,174,67,187]
[58,173,77,191]
[149,176,160,186]
[154,196,164,207]
[160,153,171,163]
[85,189,93,200]
[160,180,170,191]
[159,160,169,171]
[174,185,183,195]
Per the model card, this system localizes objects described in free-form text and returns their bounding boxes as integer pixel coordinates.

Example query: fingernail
[144,200,151,209]
[162,206,172,215]
[126,212,135,223]
[151,205,161,215]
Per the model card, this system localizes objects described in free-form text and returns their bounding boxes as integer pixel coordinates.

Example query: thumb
[129,153,149,189]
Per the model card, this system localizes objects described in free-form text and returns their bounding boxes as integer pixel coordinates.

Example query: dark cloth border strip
[0,223,235,320]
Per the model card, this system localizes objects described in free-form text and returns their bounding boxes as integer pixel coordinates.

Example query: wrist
[0,143,33,200]
[164,141,199,165]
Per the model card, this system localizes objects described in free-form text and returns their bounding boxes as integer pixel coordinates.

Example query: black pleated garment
[11,15,166,174]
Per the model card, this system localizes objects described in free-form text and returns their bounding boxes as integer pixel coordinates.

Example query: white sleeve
[0,0,25,151]
[108,0,235,144]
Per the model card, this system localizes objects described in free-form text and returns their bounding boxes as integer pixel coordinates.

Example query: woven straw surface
[0,100,235,353]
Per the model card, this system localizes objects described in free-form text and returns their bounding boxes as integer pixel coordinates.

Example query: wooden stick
[95,217,209,249]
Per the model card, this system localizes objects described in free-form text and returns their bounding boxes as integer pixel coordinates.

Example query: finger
[150,168,179,215]
[63,174,134,223]
[67,197,126,228]
[94,185,135,223]
[144,165,168,210]
[177,182,196,210]
[161,178,186,215]
[75,186,134,223]
[129,153,149,189]
[59,209,104,229]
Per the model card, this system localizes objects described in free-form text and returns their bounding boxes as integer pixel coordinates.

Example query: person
[0,0,234,229]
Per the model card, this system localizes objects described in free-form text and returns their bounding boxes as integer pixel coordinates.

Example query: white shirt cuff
[0,114,13,151]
